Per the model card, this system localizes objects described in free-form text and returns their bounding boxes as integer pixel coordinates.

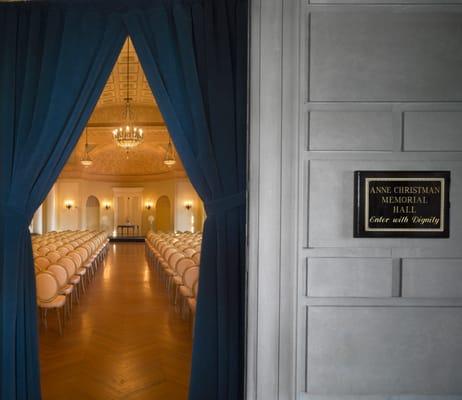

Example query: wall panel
[309,111,394,151]
[402,259,462,298]
[308,160,462,250]
[310,11,462,101]
[307,307,462,395]
[404,112,462,151]
[307,258,393,297]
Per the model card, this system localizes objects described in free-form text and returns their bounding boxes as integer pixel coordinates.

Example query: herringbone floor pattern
[40,243,192,400]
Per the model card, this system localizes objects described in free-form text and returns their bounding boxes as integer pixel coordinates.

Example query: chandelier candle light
[80,128,93,167]
[113,39,143,152]
[163,140,176,166]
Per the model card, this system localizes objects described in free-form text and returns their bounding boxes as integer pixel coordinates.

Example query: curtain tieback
[205,191,246,216]
[0,203,30,226]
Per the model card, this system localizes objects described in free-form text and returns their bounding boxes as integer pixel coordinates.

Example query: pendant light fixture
[113,38,143,151]
[80,128,93,167]
[163,140,176,167]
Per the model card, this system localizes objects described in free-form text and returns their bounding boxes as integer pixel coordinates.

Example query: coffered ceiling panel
[60,38,186,182]
[96,38,157,107]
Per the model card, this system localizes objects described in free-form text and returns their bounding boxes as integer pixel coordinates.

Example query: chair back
[37,246,50,256]
[56,246,69,257]
[183,266,199,289]
[67,252,83,268]
[34,256,50,271]
[47,264,68,288]
[168,252,185,271]
[75,247,88,262]
[162,247,177,262]
[58,257,76,277]
[183,248,195,257]
[36,272,59,303]
[176,258,196,277]
[191,252,201,265]
[47,251,61,264]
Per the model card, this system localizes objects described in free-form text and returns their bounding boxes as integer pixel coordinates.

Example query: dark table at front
[117,224,140,236]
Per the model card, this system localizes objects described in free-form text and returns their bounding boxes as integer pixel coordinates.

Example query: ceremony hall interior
[31,38,204,400]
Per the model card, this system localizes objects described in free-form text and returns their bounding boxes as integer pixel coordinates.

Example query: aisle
[40,243,192,400]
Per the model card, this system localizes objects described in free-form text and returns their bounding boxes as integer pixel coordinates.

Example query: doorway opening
[155,195,172,232]
[85,195,101,230]
[32,37,203,400]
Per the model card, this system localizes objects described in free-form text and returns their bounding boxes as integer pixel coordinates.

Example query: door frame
[246,0,301,399]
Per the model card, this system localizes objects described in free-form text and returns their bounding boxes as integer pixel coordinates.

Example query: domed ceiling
[60,38,186,182]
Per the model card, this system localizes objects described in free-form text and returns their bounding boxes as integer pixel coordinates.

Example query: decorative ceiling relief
[60,38,185,182]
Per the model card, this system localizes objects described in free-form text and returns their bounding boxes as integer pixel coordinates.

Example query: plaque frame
[354,171,450,238]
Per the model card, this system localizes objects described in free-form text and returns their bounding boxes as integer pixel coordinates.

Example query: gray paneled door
[247,0,462,399]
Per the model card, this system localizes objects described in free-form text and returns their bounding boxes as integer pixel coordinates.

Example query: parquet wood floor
[39,243,192,400]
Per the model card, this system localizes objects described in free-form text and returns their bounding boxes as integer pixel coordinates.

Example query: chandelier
[163,140,176,166]
[113,39,143,151]
[80,128,93,167]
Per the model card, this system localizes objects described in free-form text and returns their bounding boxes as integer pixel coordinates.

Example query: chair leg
[174,285,179,306]
[191,314,196,338]
[75,284,80,304]
[56,308,63,336]
[81,276,86,293]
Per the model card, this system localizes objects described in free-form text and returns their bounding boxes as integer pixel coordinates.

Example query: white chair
[58,256,81,303]
[179,266,199,318]
[36,271,66,335]
[164,252,185,296]
[173,258,196,305]
[47,264,74,318]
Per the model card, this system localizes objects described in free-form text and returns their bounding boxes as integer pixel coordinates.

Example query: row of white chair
[32,230,109,335]
[145,231,201,321]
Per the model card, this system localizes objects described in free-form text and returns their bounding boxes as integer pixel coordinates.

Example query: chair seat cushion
[179,286,193,298]
[70,275,80,285]
[38,295,66,308]
[59,284,73,295]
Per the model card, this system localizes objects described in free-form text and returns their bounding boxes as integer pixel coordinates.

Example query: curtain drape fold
[0,1,247,399]
[125,2,247,398]
[0,4,125,398]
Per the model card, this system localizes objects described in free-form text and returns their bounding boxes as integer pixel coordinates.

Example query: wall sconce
[145,201,153,210]
[64,200,74,210]
[104,202,111,210]
[184,200,193,211]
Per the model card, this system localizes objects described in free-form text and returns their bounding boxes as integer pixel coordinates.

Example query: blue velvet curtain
[125,2,247,399]
[0,3,125,398]
[1,1,247,399]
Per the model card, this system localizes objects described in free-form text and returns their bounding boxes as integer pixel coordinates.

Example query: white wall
[45,184,57,232]
[174,179,203,232]
[31,205,43,234]
[57,180,81,231]
[51,178,203,235]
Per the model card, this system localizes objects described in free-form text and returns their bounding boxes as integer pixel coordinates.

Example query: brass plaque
[354,171,450,238]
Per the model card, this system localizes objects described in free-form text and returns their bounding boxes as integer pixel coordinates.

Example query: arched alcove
[85,195,100,230]
[155,195,172,232]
